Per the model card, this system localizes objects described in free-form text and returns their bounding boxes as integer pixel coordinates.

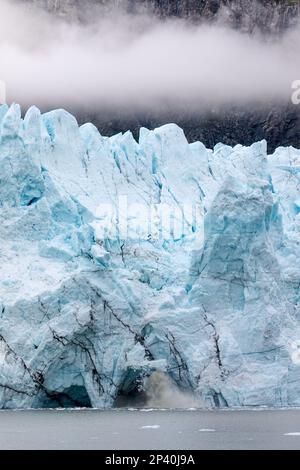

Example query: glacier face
[0,102,299,409]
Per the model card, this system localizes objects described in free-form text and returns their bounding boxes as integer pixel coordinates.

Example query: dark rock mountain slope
[19,0,300,151]
[24,0,300,35]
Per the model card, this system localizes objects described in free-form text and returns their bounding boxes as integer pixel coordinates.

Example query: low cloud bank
[0,0,299,111]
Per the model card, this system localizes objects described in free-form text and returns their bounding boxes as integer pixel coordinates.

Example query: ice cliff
[0,102,299,409]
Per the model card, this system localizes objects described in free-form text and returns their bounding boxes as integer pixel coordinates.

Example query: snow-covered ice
[0,103,299,409]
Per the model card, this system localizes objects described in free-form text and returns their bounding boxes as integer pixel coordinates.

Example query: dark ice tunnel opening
[36,385,92,409]
[115,368,148,408]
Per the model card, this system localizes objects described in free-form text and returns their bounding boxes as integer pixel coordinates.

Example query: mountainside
[23,0,300,35]
[0,102,299,409]
[18,0,300,152]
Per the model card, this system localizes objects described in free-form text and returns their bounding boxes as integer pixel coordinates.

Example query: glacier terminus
[0,102,300,409]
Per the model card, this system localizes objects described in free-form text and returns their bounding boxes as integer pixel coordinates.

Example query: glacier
[0,102,299,409]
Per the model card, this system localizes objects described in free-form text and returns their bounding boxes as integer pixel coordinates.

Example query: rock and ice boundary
[0,103,299,409]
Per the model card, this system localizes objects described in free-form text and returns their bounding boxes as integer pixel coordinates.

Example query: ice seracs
[0,103,299,409]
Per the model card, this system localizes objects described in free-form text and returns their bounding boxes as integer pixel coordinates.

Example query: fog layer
[0,0,299,110]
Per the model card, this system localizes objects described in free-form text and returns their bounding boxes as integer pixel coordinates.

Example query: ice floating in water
[141,425,161,429]
[0,103,300,410]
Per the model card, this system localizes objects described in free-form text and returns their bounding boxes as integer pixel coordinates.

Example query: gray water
[1,409,300,450]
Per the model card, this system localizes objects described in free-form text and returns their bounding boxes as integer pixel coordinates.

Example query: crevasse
[0,103,299,409]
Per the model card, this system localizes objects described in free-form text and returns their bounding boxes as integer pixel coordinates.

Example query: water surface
[1,409,300,450]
